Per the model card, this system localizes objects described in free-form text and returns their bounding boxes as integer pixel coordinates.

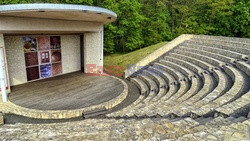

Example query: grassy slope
[104,42,167,72]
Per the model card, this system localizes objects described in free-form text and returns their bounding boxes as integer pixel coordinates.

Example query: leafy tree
[0,0,32,4]
[0,0,249,53]
[116,0,144,52]
[99,0,120,54]
[61,0,93,5]
[140,0,172,46]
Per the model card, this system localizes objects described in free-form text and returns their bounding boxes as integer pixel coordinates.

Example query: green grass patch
[104,42,167,75]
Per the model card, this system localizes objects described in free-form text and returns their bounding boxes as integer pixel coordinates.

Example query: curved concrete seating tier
[143,69,167,102]
[107,77,148,117]
[126,68,186,117]
[125,75,160,117]
[176,49,227,67]
[191,66,249,117]
[184,39,250,56]
[235,61,250,76]
[159,57,205,101]
[171,77,202,103]
[140,82,178,117]
[176,47,236,64]
[175,73,215,105]
[143,67,180,111]
[192,35,250,42]
[160,54,230,110]
[158,60,192,97]
[123,62,197,117]
[191,36,250,48]
[159,59,195,80]
[172,49,219,71]
[173,69,230,117]
[148,66,177,86]
[183,43,248,60]
[107,35,249,122]
[215,92,250,117]
[130,77,149,95]
[154,62,187,82]
[158,49,238,117]
[167,53,208,75]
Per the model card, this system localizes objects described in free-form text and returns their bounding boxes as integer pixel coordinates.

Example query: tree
[140,0,172,46]
[99,0,120,54]
[1,0,249,53]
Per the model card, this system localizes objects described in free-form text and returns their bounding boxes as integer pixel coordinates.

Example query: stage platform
[8,71,124,110]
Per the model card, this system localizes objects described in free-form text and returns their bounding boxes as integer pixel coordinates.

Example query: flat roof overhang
[0,3,117,24]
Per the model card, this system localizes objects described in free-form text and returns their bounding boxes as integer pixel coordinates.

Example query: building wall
[0,34,4,47]
[0,16,103,34]
[4,35,81,86]
[4,36,27,86]
[84,32,103,73]
[61,35,81,74]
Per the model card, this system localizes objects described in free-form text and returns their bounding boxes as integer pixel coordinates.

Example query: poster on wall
[23,37,37,53]
[26,66,40,81]
[39,51,50,64]
[51,50,61,62]
[40,64,52,78]
[23,36,62,81]
[50,36,61,49]
[24,52,38,67]
[37,37,50,50]
[52,63,62,76]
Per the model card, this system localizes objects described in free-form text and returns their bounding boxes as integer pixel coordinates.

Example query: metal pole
[0,48,7,102]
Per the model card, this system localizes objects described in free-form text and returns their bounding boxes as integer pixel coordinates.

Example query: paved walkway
[0,118,249,140]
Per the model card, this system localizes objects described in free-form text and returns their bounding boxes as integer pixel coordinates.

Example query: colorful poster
[40,64,52,78]
[52,63,62,76]
[25,52,38,67]
[23,37,37,53]
[23,36,62,81]
[39,51,50,64]
[51,50,61,63]
[37,37,50,50]
[26,66,40,81]
[50,36,61,49]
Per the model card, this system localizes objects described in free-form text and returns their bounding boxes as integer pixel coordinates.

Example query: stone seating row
[107,37,250,119]
[191,35,250,47]
[184,39,250,55]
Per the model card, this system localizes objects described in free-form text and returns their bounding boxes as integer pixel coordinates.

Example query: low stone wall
[0,76,128,120]
[124,34,194,78]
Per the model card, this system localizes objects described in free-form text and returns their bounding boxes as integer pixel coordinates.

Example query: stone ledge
[0,76,128,120]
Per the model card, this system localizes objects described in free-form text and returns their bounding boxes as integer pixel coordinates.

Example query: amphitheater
[0,34,250,140]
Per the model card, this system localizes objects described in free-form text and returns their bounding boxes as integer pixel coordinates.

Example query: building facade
[0,4,117,102]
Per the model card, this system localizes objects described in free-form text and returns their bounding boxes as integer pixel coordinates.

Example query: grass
[104,42,167,74]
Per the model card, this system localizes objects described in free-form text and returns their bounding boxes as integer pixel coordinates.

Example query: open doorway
[80,34,84,72]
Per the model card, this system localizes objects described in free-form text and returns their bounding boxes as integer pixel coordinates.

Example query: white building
[0,4,117,102]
